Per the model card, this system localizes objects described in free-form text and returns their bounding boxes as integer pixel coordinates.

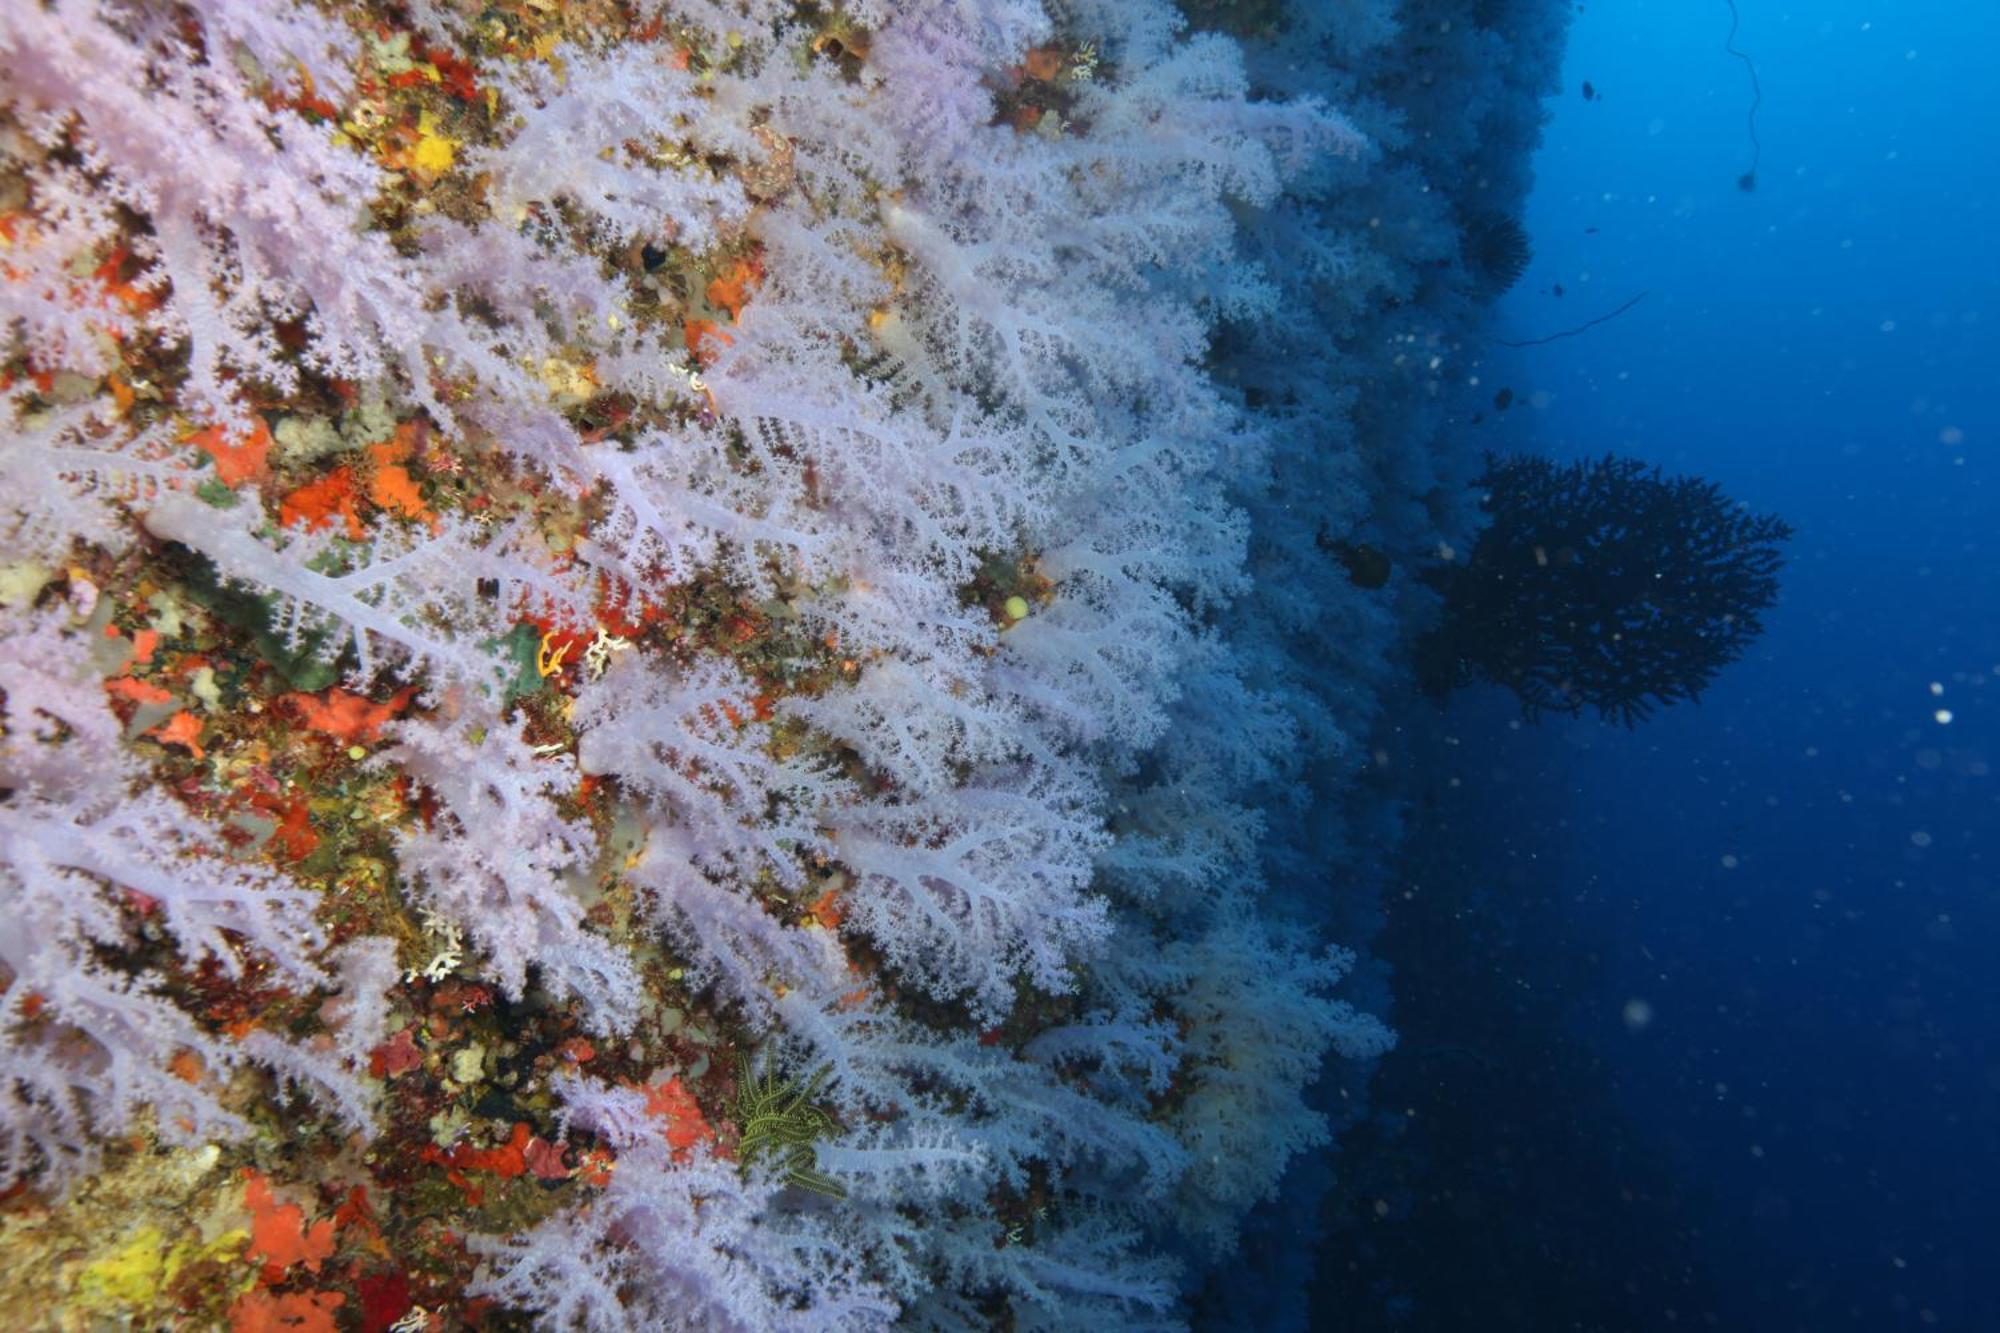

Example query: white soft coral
[0,609,374,1191]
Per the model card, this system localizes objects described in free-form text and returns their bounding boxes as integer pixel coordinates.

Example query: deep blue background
[1466,1,1997,1326]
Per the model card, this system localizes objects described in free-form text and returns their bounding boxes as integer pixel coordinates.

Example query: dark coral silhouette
[1417,454,1793,726]
[1463,211,1533,299]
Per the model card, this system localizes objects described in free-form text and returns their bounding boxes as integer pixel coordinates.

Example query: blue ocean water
[1300,3,1996,1329]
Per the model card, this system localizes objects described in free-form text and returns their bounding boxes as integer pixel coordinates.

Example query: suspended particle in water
[1622,998,1654,1031]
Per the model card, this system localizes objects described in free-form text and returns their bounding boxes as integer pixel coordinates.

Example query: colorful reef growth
[0,0,1566,1327]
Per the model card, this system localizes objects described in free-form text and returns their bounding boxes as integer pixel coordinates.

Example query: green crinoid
[733,1054,846,1198]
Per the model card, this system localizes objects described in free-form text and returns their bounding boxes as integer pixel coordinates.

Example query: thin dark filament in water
[1723,0,1763,189]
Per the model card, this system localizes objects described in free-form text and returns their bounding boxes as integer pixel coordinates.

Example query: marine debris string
[1723,0,1764,191]
[1493,291,1649,349]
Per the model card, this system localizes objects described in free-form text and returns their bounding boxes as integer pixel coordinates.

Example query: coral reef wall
[1185,2,1573,1324]
[0,0,1564,1326]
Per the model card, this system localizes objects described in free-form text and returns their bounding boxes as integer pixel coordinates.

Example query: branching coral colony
[0,0,1444,1327]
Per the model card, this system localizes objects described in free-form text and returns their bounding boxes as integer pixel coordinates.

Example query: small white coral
[383,705,641,1033]
[574,654,841,884]
[473,44,748,251]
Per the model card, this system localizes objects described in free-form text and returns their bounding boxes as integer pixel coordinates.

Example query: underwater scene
[0,0,1989,1329]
